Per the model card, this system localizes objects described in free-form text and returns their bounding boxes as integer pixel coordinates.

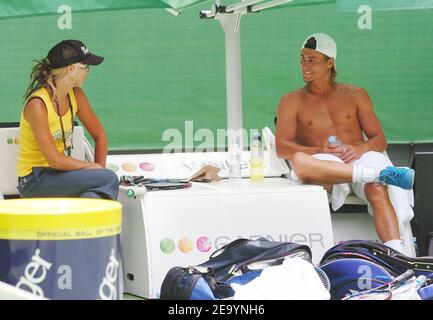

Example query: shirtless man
[275,33,414,253]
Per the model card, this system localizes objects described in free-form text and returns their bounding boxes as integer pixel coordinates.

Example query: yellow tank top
[17,87,78,177]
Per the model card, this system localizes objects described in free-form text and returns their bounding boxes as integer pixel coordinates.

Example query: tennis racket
[342,269,415,300]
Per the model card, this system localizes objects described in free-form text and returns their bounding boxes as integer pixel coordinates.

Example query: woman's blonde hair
[24,59,78,101]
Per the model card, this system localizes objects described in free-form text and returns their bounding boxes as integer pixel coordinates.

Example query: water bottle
[250,131,264,182]
[228,135,242,180]
[328,135,344,146]
[328,135,347,153]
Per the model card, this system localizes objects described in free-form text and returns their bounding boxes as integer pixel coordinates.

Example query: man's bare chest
[297,99,358,130]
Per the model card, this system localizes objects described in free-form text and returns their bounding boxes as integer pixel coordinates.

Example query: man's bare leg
[291,152,354,185]
[291,152,414,192]
[291,152,402,250]
[364,183,400,243]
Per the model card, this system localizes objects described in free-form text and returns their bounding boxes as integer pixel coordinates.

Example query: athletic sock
[384,239,403,253]
[352,165,381,183]
[289,169,301,182]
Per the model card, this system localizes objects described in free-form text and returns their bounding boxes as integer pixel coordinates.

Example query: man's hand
[321,143,345,157]
[339,144,366,163]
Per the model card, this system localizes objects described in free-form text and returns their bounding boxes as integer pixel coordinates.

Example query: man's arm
[275,93,321,160]
[340,87,387,163]
[356,88,387,152]
[74,87,108,167]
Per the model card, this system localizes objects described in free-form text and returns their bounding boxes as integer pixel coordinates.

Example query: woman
[17,39,118,200]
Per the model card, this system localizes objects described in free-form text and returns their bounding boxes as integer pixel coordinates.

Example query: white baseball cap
[301,33,337,68]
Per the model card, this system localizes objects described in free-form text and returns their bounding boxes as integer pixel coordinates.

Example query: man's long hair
[324,55,337,81]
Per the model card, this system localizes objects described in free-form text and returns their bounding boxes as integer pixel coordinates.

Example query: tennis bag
[160,237,312,300]
[319,240,433,300]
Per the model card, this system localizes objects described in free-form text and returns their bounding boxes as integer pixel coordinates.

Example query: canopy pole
[218,14,244,147]
[201,1,294,148]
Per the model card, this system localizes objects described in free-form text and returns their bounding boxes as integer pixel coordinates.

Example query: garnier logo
[16,249,52,297]
[98,249,119,300]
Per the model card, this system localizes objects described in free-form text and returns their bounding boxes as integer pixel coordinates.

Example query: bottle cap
[328,136,337,144]
[253,131,262,141]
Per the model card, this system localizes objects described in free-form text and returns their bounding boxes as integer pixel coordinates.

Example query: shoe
[379,166,415,190]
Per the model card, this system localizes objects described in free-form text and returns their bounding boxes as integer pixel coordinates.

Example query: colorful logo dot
[160,238,175,254]
[139,162,154,172]
[7,138,13,145]
[178,237,193,254]
[14,138,19,145]
[196,236,212,253]
[121,163,137,172]
[106,163,119,172]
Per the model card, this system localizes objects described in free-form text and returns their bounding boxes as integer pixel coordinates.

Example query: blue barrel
[0,198,122,300]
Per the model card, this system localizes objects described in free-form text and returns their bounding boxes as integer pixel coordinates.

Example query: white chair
[0,123,89,198]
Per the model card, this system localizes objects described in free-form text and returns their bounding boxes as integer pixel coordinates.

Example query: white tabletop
[193,177,323,193]
[119,177,324,198]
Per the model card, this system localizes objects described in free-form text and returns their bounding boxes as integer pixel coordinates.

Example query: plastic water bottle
[250,131,264,182]
[228,135,242,180]
[328,135,344,146]
[328,135,347,153]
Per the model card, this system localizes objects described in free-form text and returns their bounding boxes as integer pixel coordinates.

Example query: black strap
[202,275,234,299]
[54,93,74,156]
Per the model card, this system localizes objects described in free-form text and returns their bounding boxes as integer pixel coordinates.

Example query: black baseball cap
[47,39,104,68]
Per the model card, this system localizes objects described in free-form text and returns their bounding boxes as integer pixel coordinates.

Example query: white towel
[231,258,330,300]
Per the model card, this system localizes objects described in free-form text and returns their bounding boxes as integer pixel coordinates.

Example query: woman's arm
[73,87,108,167]
[23,98,102,170]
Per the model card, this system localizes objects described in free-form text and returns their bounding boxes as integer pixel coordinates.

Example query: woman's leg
[19,167,119,200]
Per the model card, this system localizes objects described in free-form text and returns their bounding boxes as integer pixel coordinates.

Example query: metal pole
[218,14,244,147]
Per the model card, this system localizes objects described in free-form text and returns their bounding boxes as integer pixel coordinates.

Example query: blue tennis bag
[160,238,312,300]
[419,283,433,300]
[319,240,433,300]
